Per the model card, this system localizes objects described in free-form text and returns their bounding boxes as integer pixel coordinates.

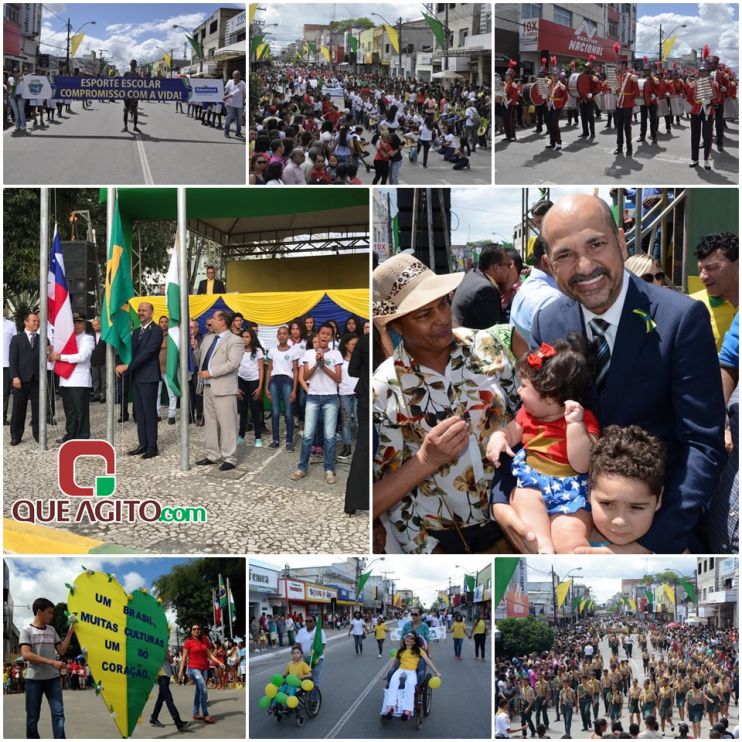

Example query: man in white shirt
[4,316,17,425]
[463,103,479,154]
[223,70,245,139]
[49,313,95,443]
[295,615,326,686]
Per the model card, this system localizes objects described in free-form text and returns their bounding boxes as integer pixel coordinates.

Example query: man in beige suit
[196,310,243,471]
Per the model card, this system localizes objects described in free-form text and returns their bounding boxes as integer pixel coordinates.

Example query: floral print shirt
[373,325,519,553]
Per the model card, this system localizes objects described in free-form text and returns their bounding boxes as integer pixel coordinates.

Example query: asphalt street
[4,101,246,185]
[506,633,740,739]
[495,113,739,185]
[3,681,246,739]
[248,625,492,738]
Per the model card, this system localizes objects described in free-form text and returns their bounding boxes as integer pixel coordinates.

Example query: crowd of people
[372,194,738,554]
[250,64,491,184]
[3,62,245,138]
[495,616,739,739]
[496,50,736,170]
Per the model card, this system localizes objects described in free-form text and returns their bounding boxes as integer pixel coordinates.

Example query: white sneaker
[378,654,382,658]
[255,439,262,448]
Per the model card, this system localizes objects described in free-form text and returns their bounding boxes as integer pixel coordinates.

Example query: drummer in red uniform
[670,66,686,127]
[577,55,600,141]
[686,48,722,170]
[503,61,519,142]
[545,56,567,151]
[710,54,728,151]
[613,49,640,157]
[655,65,673,135]
[637,58,658,145]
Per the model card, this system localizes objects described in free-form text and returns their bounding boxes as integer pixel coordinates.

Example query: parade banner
[67,570,169,738]
[391,625,446,642]
[20,75,224,103]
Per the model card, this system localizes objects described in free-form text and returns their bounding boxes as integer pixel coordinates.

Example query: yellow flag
[579,598,589,613]
[662,36,677,59]
[384,23,400,53]
[70,32,85,58]
[662,584,676,604]
[248,4,258,23]
[163,52,172,67]
[321,46,331,62]
[556,579,572,610]
[256,43,268,60]
[628,598,637,611]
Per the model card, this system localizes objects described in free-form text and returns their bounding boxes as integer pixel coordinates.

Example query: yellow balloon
[265,683,278,699]
[428,676,441,689]
[286,695,299,708]
[301,679,314,692]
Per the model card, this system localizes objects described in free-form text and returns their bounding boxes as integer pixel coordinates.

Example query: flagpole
[212,588,217,632]
[218,574,226,640]
[38,188,49,451]
[105,188,116,443]
[226,577,234,641]
[176,187,190,471]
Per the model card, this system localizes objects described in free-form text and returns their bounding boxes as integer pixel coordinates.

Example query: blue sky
[39,3,242,72]
[6,557,194,630]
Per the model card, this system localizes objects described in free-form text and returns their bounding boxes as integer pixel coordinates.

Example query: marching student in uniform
[613,47,640,157]
[686,48,722,170]
[545,59,567,151]
[503,62,519,142]
[637,59,658,145]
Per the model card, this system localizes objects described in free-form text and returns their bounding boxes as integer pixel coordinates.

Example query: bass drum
[567,72,592,100]
[522,82,545,106]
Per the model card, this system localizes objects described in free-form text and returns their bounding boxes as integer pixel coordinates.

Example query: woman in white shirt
[237,328,265,447]
[417,115,439,168]
[495,697,525,738]
[337,333,359,462]
[266,326,297,451]
[348,611,367,655]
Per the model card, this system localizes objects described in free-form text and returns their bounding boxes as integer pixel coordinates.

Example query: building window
[458,29,468,47]
[709,557,714,568]
[5,5,20,24]
[609,21,618,36]
[553,6,573,27]
[521,4,542,20]
[622,3,631,12]
[209,20,218,35]
[385,43,390,53]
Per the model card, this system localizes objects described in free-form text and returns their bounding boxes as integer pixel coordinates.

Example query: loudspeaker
[60,241,97,320]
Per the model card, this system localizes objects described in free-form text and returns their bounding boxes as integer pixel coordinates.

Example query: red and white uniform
[547,79,567,109]
[685,78,722,116]
[616,71,640,108]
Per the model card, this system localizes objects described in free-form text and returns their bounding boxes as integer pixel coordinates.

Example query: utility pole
[397,17,403,80]
[426,188,435,270]
[551,565,558,628]
[66,18,71,73]
[443,4,448,72]
[658,24,663,65]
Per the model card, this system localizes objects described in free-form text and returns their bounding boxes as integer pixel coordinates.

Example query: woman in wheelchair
[381,632,441,721]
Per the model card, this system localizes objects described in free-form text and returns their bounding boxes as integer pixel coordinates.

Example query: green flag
[186,34,202,58]
[464,574,476,592]
[494,558,518,606]
[308,614,324,667]
[356,570,371,600]
[250,33,264,55]
[572,595,581,608]
[644,588,653,602]
[101,199,136,364]
[348,35,358,53]
[218,574,228,612]
[307,42,317,54]
[423,13,446,50]
[164,236,182,397]
[679,578,697,602]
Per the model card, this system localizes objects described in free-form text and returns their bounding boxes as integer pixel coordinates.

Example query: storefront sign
[520,18,619,62]
[305,584,336,603]
[249,565,278,592]
[279,579,306,601]
[519,18,540,52]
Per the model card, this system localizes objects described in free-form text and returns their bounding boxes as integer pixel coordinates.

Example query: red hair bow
[527,343,557,369]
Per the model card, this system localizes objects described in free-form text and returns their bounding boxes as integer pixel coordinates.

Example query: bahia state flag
[101,199,136,364]
[47,226,77,378]
[164,235,183,397]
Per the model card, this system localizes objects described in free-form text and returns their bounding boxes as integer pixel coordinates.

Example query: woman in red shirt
[178,625,225,724]
[372,131,393,185]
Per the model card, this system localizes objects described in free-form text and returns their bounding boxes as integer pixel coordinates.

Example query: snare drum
[669,96,685,116]
[601,92,617,110]
[655,98,669,117]
[723,97,739,118]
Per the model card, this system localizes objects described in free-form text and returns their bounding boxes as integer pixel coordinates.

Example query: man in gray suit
[196,310,243,471]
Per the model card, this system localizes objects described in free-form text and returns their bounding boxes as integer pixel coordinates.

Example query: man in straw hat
[372,253,522,554]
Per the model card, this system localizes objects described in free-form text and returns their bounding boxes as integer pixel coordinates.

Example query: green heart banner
[67,570,169,738]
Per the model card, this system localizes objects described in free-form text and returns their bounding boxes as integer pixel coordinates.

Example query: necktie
[201,335,220,372]
[139,326,146,337]
[590,318,611,390]
[29,333,36,349]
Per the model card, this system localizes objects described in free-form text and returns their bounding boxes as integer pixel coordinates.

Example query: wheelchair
[268,685,322,727]
[380,664,434,730]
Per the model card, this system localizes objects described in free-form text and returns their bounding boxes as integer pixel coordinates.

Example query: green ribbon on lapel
[632,308,656,334]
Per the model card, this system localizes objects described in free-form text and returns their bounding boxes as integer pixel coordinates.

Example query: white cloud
[120,571,146,594]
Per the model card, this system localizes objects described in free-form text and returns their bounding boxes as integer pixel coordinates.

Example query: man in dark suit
[115,302,163,458]
[8,311,41,445]
[451,245,506,329]
[196,266,226,295]
[491,194,726,554]
[89,317,106,403]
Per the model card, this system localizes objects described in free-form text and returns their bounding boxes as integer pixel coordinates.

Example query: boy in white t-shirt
[290,323,343,484]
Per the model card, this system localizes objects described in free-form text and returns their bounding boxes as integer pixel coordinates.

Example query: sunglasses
[642,271,665,282]
[411,613,420,616]
[192,627,201,631]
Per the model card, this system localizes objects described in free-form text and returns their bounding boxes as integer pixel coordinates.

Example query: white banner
[189,79,225,104]
[20,75,53,100]
[390,625,446,641]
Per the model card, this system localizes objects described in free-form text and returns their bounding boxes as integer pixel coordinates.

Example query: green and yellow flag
[101,199,136,364]
[383,23,400,53]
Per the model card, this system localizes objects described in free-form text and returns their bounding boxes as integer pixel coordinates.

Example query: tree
[497,616,554,657]
[52,602,81,659]
[329,17,374,32]
[153,558,245,637]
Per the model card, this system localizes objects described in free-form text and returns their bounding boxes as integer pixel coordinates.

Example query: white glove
[651,94,656,101]
[587,93,592,99]
[721,86,727,92]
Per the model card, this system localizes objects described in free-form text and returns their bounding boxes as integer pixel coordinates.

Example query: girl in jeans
[348,611,367,655]
[338,333,359,461]
[178,625,225,724]
[237,328,264,447]
[266,326,297,451]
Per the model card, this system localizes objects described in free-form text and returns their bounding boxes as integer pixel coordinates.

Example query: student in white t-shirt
[266,326,297,451]
[237,328,265,447]
[290,323,342,484]
[288,320,308,428]
[337,333,359,462]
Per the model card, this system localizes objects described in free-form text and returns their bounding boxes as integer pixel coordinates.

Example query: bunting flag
[251,33,265,55]
[101,198,136,364]
[307,615,324,668]
[579,598,589,613]
[355,570,371,599]
[295,52,303,61]
[348,35,358,53]
[162,51,172,68]
[248,3,258,23]
[393,593,402,607]
[662,36,677,59]
[679,578,697,602]
[438,591,449,605]
[556,579,572,610]
[644,588,654,603]
[628,598,637,611]
[662,584,676,604]
[390,194,400,252]
[494,559,518,606]
[423,13,446,50]
[256,43,270,61]
[70,32,85,58]
[164,235,182,397]
[307,42,317,54]
[47,226,77,379]
[572,595,582,608]
[464,574,476,593]
[320,46,331,62]
[383,22,400,53]
[186,34,202,58]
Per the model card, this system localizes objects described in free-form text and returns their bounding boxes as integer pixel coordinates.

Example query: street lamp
[173,25,203,73]
[65,19,96,73]
[658,23,686,63]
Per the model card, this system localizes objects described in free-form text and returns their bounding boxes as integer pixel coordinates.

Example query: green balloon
[271,673,284,687]
[258,695,272,709]
[389,648,397,657]
[286,673,301,688]
[275,692,289,706]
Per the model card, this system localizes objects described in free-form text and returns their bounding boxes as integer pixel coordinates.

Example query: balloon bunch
[258,673,315,710]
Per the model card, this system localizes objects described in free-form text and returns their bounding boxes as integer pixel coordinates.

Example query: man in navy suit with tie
[8,311,41,445]
[115,302,163,458]
[492,194,726,554]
